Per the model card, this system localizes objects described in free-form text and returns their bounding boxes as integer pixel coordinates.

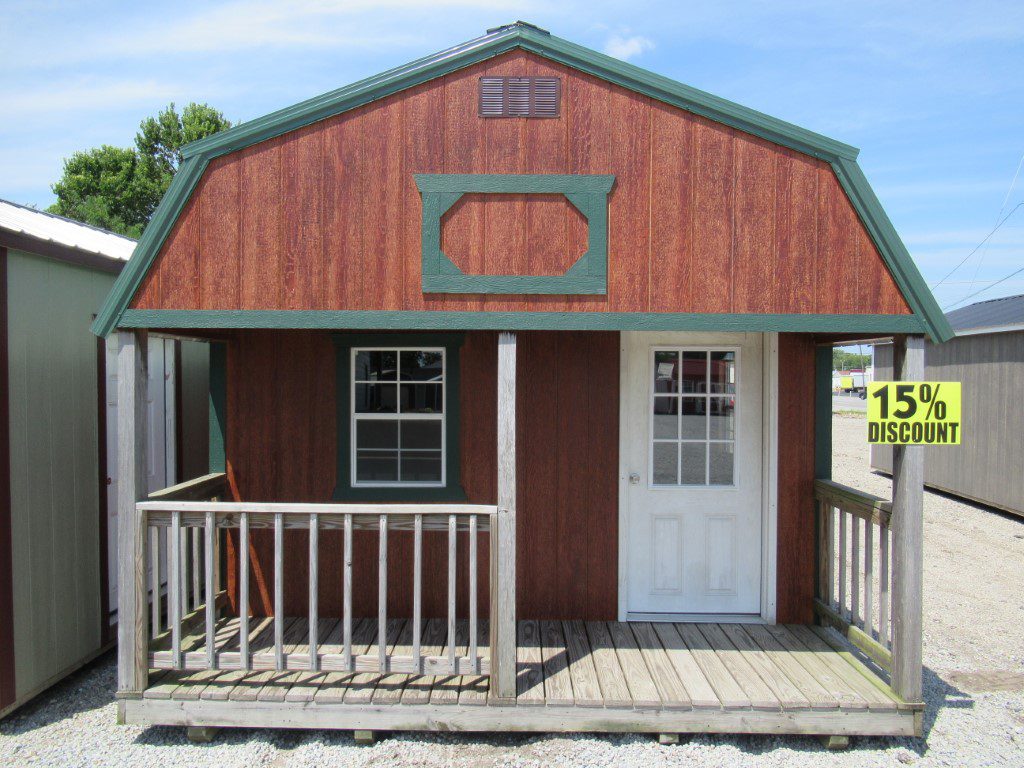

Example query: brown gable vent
[479,76,561,118]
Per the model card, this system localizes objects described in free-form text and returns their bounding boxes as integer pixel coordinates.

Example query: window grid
[351,347,446,488]
[650,348,738,487]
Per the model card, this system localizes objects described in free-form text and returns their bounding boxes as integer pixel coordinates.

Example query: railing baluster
[191,527,201,611]
[205,510,216,668]
[274,512,284,670]
[169,510,182,668]
[239,512,250,670]
[378,514,388,671]
[413,514,422,673]
[880,523,890,648]
[309,513,319,672]
[448,513,457,672]
[150,525,161,638]
[838,509,847,618]
[343,513,352,671]
[864,515,874,641]
[180,524,188,620]
[469,514,478,674]
[851,515,861,626]
[825,504,834,609]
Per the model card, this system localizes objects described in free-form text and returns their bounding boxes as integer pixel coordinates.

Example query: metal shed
[871,294,1024,517]
[0,200,210,718]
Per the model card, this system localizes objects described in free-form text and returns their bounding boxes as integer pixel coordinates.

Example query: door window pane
[680,352,707,393]
[709,352,735,394]
[708,397,735,440]
[680,442,707,485]
[653,351,678,394]
[653,396,678,439]
[680,397,706,439]
[709,442,735,485]
[652,442,678,485]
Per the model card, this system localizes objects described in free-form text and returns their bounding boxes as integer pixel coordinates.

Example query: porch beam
[890,334,924,703]
[492,331,517,700]
[116,330,149,701]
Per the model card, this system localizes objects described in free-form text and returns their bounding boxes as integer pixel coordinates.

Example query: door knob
[629,472,641,485]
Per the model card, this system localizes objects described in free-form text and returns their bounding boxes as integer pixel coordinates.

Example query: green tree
[48,102,231,238]
[832,349,871,371]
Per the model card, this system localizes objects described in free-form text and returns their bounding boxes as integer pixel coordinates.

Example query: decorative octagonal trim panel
[414,173,615,294]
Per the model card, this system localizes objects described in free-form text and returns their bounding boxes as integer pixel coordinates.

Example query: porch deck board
[133,619,915,736]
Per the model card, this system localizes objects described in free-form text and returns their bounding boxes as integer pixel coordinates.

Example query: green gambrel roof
[92,21,953,342]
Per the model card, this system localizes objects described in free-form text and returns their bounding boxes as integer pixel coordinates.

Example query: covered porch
[113,329,927,739]
[130,616,917,736]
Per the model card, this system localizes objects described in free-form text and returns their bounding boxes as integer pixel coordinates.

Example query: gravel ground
[2,413,1022,767]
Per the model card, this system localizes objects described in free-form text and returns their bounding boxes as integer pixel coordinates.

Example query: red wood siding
[130,51,910,317]
[223,329,619,621]
[775,333,817,624]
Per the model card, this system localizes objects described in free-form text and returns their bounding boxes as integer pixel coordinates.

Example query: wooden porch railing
[814,479,893,672]
[134,473,497,680]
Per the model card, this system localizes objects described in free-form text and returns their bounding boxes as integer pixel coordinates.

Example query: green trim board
[90,22,952,343]
[415,173,614,294]
[331,332,466,502]
[119,309,928,334]
[208,342,227,474]
[814,345,833,480]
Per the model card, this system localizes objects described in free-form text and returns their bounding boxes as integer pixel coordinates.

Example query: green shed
[0,200,209,719]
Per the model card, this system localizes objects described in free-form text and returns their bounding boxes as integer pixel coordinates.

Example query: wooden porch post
[890,334,924,703]
[492,331,517,700]
[116,330,149,708]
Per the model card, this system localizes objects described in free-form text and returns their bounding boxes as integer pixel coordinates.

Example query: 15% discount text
[866,382,961,445]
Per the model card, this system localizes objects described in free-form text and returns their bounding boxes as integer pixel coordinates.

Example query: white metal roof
[0,198,135,263]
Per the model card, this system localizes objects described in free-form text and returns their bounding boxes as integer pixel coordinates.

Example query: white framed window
[351,347,446,487]
[649,347,738,487]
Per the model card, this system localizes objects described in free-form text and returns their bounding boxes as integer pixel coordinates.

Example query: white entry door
[622,332,764,618]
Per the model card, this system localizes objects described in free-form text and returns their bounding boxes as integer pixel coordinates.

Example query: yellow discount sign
[867,382,961,445]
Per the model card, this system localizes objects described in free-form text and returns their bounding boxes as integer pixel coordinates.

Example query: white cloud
[603,33,654,61]
[4,80,181,118]
[7,0,533,66]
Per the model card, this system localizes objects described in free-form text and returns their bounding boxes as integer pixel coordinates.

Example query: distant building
[0,200,209,718]
[871,294,1024,517]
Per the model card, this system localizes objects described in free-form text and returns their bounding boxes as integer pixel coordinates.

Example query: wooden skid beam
[125,698,918,737]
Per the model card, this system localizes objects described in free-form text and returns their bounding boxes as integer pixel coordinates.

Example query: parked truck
[833,368,872,397]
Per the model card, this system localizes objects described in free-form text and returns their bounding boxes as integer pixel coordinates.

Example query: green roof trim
[116,309,927,335]
[91,21,952,342]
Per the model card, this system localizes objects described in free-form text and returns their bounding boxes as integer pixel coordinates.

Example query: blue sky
[2,0,1022,310]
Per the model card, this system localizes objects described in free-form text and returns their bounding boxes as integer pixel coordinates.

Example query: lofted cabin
[94,22,951,742]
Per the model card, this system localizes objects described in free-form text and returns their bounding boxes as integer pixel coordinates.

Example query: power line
[943,264,1024,310]
[930,201,1024,290]
[965,149,1024,296]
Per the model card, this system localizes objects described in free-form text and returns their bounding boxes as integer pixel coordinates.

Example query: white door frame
[617,331,779,624]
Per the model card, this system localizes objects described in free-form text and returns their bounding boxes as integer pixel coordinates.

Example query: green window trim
[332,332,466,502]
[415,173,615,295]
